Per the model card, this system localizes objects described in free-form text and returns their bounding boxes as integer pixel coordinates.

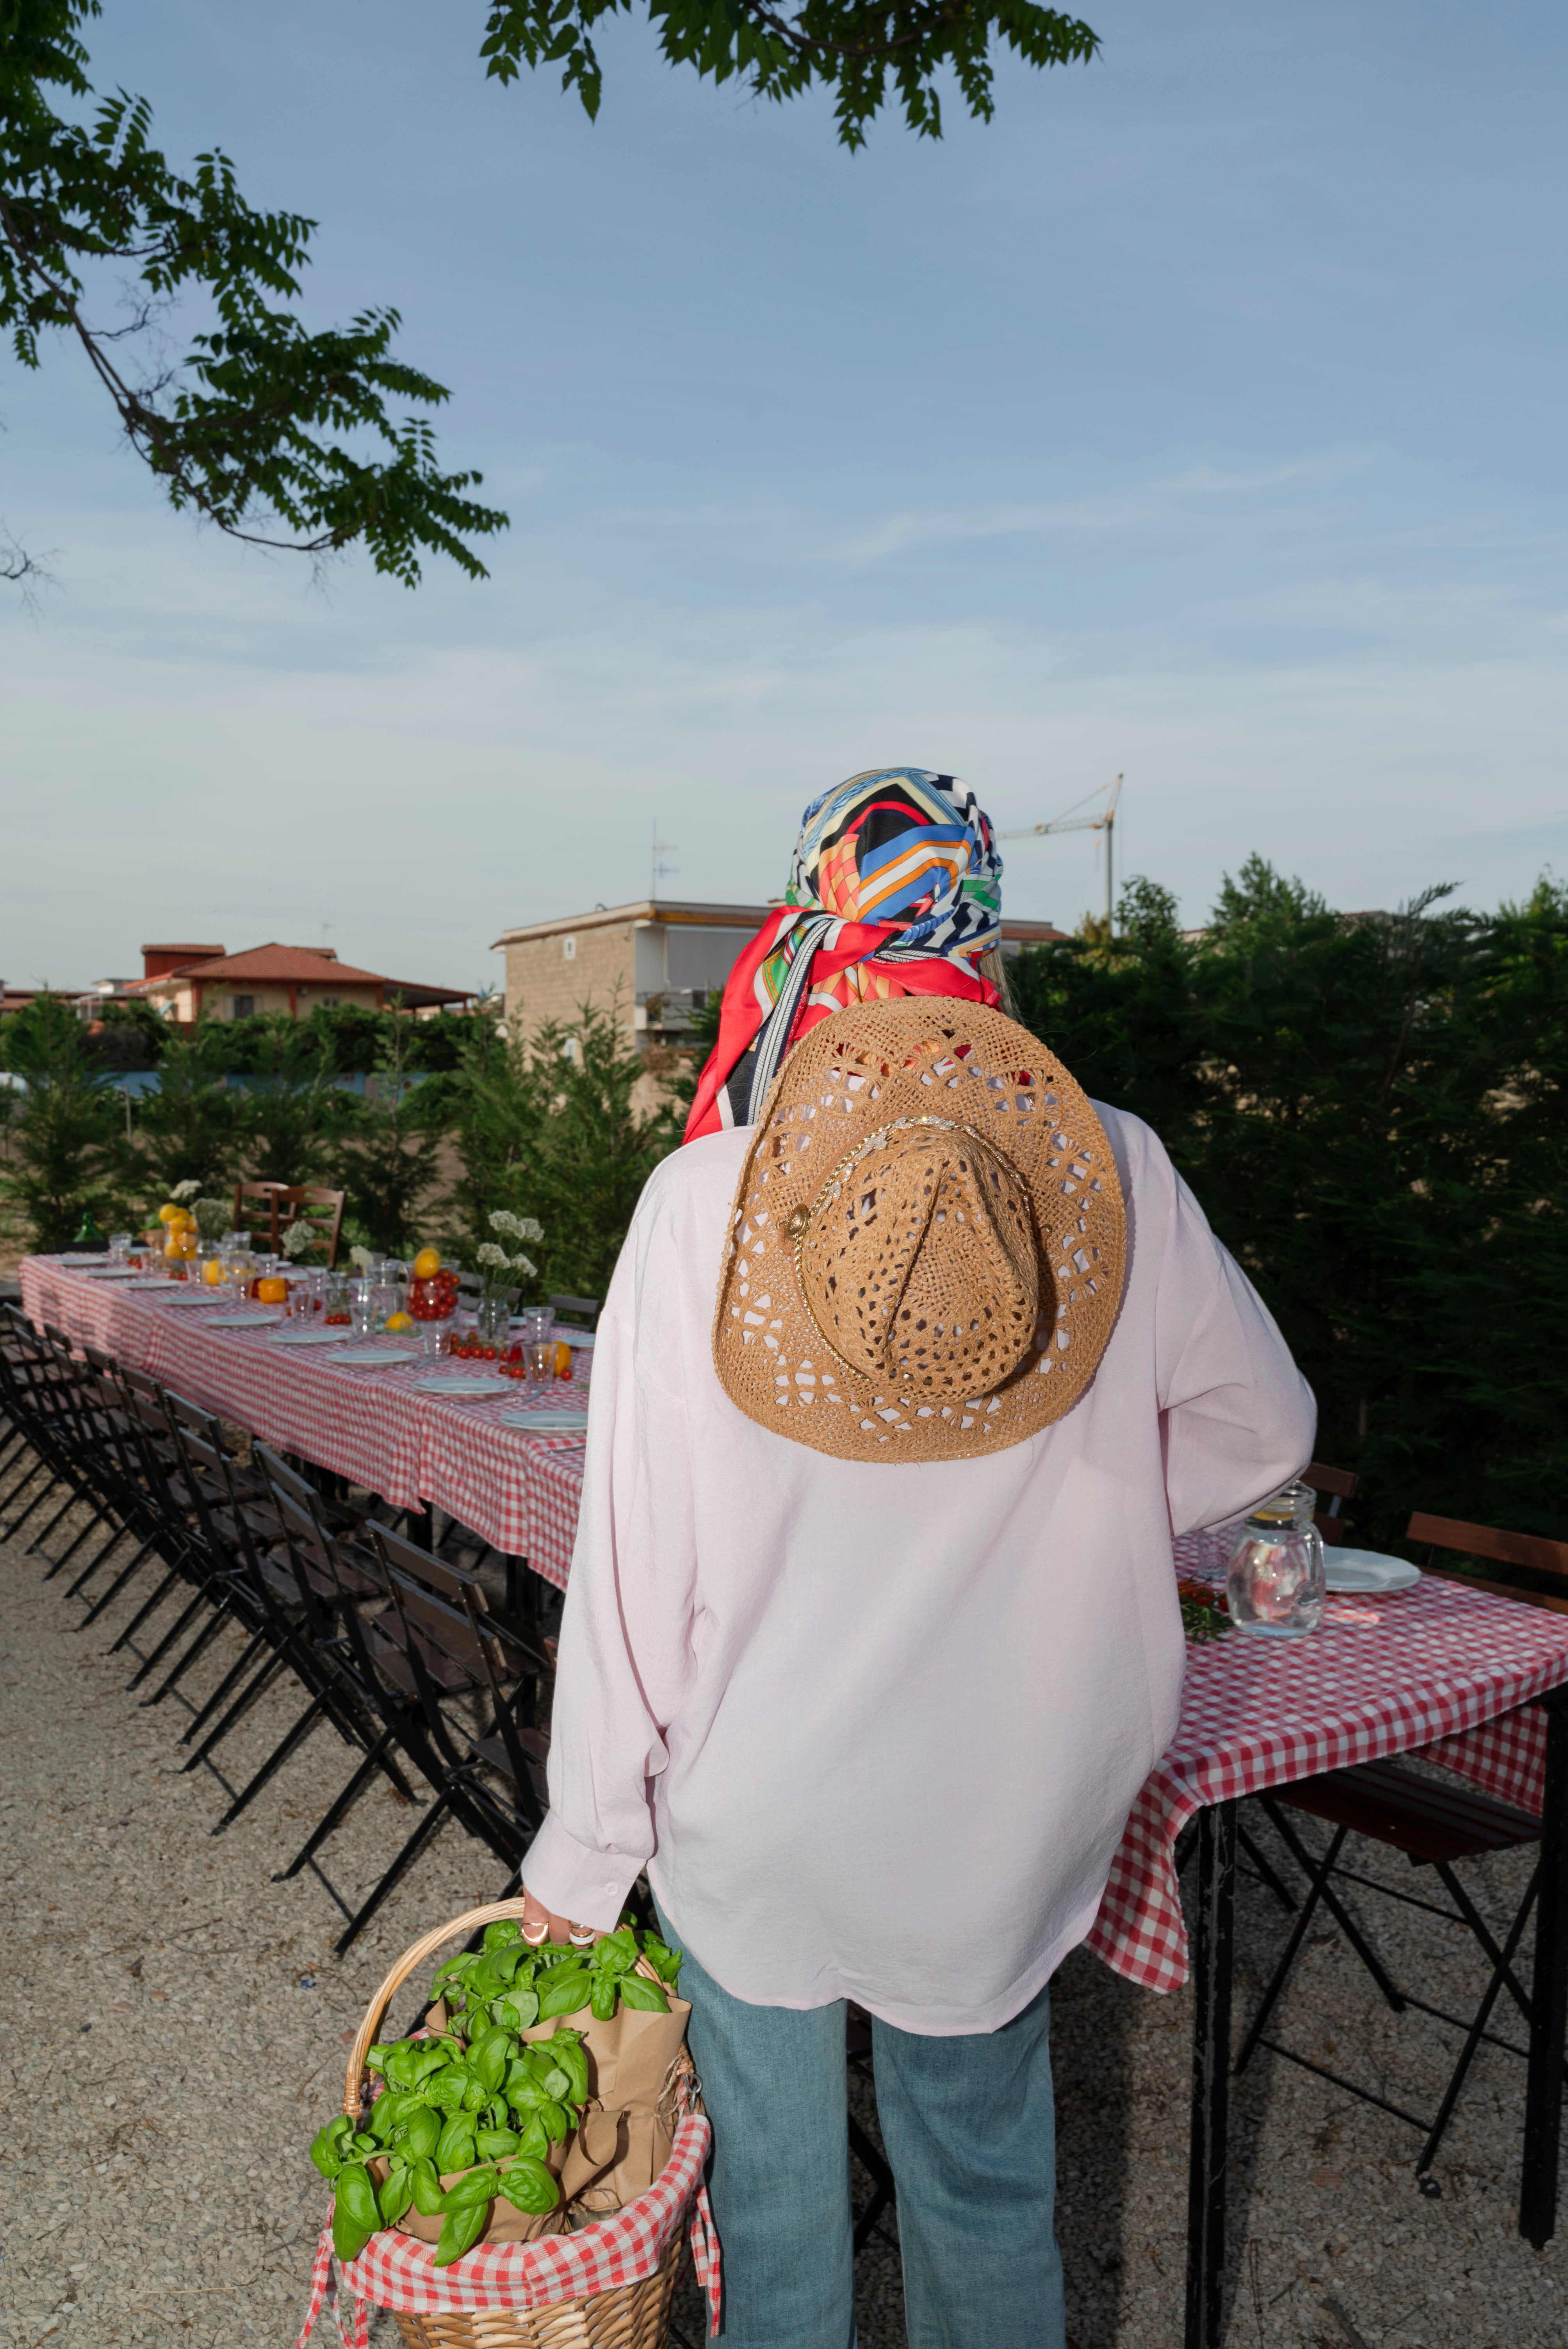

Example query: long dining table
[20,1254,1568,2345]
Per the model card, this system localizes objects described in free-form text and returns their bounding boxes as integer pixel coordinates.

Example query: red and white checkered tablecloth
[1089,1526,1568,1993]
[295,2113,718,2347]
[24,1260,1568,2001]
[18,1259,588,1589]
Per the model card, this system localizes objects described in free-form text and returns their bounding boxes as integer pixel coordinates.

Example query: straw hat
[712,998,1126,1462]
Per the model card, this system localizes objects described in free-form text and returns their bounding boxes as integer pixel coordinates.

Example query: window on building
[562,935,577,962]
[231,995,256,1019]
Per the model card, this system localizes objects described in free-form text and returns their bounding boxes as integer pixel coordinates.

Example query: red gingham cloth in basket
[26,1260,1568,2001]
[295,2113,718,2347]
[19,1259,586,1588]
[1087,1527,1568,1993]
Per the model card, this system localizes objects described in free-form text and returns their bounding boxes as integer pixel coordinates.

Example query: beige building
[492,900,1067,1062]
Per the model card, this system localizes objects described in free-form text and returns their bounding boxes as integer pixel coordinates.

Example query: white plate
[125,1276,180,1289]
[1325,1549,1422,1595]
[162,1292,225,1307]
[269,1328,358,1347]
[497,1411,589,1433]
[412,1376,506,1398]
[330,1348,421,1367]
[83,1268,142,1280]
[205,1312,282,1328]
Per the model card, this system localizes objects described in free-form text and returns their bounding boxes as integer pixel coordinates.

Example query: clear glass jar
[1226,1485,1326,1637]
[476,1294,510,1353]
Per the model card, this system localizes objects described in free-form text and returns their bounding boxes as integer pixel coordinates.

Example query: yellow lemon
[385,1310,413,1333]
[554,1340,573,1379]
[203,1258,227,1286]
[157,1202,183,1226]
[411,1246,442,1280]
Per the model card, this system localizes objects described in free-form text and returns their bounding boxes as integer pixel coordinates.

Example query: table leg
[1521,1689,1568,2248]
[1186,1800,1237,2349]
[403,1506,433,1552]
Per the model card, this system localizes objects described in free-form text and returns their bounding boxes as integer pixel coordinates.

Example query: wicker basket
[387,2239,682,2349]
[342,1898,693,2349]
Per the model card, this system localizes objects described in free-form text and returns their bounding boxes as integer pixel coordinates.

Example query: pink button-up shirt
[524,1105,1315,2033]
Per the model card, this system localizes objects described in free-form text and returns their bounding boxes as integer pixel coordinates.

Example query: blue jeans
[657,1903,1067,2349]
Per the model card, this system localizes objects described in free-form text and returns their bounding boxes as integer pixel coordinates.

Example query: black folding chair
[1236,1511,1568,2192]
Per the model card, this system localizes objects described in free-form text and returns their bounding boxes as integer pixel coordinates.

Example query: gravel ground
[0,1490,1564,2349]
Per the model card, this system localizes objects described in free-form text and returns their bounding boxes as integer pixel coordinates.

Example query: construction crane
[999,774,1123,926]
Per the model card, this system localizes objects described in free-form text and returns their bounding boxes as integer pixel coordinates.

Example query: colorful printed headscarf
[684,768,1003,1141]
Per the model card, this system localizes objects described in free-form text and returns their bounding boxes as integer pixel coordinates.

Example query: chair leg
[211,1691,330,1831]
[180,1652,291,1773]
[107,1559,187,1652]
[1234,1825,1349,2075]
[141,1602,241,1710]
[331,1792,456,1955]
[65,1522,145,1601]
[1260,1802,1407,2013]
[1237,1818,1298,1915]
[271,1729,408,1881]
[78,1534,166,1625]
[125,1585,223,1690]
[175,1629,274,1745]
[1416,1862,1541,2186]
[39,1499,118,1579]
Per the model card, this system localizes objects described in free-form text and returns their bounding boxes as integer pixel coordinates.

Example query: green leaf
[537,1970,591,2019]
[435,2115,477,2174]
[495,2155,559,2217]
[309,2118,349,2181]
[378,2164,415,2228]
[483,1920,524,1951]
[331,2164,380,2263]
[617,1973,671,2013]
[444,2162,500,2207]
[410,2157,447,2217]
[433,2196,491,2267]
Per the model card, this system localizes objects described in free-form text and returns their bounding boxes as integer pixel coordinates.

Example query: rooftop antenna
[1000,774,1123,927]
[651,819,677,900]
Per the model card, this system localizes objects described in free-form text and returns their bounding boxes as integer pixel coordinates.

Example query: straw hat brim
[712,998,1126,1462]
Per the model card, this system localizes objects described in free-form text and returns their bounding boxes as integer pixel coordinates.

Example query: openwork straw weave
[713,999,1126,1461]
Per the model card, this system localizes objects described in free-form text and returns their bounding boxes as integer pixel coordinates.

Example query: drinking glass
[350,1279,377,1337]
[1226,1485,1326,1637]
[527,1340,555,1383]
[322,1272,353,1328]
[109,1232,132,1266]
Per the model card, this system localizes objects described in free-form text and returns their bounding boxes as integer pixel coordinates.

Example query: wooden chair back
[1306,1459,1358,1545]
[274,1185,346,1269]
[1408,1511,1568,1618]
[233,1182,286,1252]
[547,1293,600,1331]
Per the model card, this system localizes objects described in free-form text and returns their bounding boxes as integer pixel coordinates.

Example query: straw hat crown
[713,1000,1126,1462]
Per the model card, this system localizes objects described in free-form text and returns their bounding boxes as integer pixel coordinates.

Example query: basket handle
[342,1900,668,2121]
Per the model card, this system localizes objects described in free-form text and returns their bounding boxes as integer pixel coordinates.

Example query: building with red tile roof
[137,943,473,1023]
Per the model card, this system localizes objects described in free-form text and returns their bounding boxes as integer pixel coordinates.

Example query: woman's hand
[519,1882,601,1950]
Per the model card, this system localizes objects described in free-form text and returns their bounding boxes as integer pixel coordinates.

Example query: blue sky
[3,0,1565,996]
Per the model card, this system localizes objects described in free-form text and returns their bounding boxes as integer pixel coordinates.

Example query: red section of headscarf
[683,910,998,1143]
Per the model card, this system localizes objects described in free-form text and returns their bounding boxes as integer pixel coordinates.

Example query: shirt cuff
[522,1811,646,1931]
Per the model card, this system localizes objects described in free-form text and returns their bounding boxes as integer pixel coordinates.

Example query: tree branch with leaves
[0,0,508,583]
[482,0,1099,147]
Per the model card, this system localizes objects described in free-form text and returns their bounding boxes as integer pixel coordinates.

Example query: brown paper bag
[387,1985,692,2244]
